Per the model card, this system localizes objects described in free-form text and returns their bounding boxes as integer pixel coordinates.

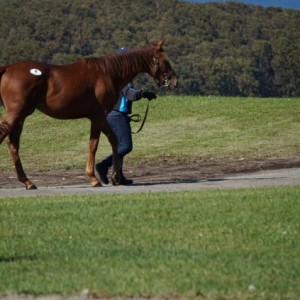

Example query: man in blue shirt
[96,49,157,185]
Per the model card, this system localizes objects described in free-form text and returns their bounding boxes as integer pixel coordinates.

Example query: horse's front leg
[86,119,102,187]
[101,120,120,185]
[6,121,37,190]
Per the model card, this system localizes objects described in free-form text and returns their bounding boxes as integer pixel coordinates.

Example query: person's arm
[124,83,157,101]
[123,83,142,101]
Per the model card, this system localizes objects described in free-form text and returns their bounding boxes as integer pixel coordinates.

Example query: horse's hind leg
[0,117,11,144]
[101,120,120,185]
[86,117,119,187]
[86,118,103,187]
[6,121,37,190]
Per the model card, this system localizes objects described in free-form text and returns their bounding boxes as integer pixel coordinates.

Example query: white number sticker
[30,68,42,76]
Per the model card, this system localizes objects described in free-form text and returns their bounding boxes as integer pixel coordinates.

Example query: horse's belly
[37,97,91,119]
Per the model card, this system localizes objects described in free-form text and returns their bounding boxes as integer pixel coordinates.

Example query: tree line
[0,0,299,97]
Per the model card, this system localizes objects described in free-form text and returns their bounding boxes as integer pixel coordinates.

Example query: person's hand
[142,91,157,101]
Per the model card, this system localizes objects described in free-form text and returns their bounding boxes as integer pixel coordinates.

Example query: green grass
[136,96,300,162]
[1,96,299,299]
[0,186,299,299]
[1,96,299,171]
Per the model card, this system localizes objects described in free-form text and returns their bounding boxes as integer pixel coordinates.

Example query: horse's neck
[115,52,151,89]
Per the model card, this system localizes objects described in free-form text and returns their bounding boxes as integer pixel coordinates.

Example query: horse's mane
[83,46,154,77]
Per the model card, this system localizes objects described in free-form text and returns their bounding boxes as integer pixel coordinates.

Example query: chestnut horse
[0,40,177,190]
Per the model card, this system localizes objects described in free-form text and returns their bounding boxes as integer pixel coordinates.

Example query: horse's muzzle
[156,73,178,89]
[168,74,178,89]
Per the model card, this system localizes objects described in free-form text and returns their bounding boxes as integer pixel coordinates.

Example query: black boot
[119,169,133,185]
[95,162,109,184]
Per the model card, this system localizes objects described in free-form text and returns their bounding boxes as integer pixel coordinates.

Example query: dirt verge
[1,157,299,189]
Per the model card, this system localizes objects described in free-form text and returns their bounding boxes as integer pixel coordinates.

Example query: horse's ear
[155,40,164,50]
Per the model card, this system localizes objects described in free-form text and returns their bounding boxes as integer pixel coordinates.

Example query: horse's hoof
[111,176,120,186]
[91,180,102,187]
[26,184,37,190]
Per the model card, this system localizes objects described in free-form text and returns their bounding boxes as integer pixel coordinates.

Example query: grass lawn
[0,96,299,171]
[0,186,299,299]
[0,96,299,299]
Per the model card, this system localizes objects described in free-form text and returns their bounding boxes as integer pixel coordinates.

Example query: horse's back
[0,60,87,113]
[0,58,115,120]
[3,60,50,78]
[0,59,85,88]
[0,61,50,114]
[1,60,50,95]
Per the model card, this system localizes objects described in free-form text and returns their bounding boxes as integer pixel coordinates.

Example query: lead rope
[130,99,150,134]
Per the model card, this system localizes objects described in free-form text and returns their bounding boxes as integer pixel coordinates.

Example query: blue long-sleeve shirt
[113,83,143,114]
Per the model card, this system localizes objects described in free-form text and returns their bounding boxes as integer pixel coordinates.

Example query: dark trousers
[102,110,133,170]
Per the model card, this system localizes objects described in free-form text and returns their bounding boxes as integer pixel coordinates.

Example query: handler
[95,48,157,185]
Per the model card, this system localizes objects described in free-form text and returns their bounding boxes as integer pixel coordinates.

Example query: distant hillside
[186,0,300,10]
[0,0,299,97]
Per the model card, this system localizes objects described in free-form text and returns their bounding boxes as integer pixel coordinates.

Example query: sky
[187,0,300,9]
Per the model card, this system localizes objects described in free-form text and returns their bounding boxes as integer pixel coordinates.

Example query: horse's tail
[0,66,5,108]
[0,65,6,82]
[0,66,7,132]
[0,66,10,144]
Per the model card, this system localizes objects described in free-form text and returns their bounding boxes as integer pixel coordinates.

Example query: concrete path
[0,168,299,198]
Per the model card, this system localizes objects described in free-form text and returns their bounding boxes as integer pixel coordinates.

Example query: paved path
[0,168,299,198]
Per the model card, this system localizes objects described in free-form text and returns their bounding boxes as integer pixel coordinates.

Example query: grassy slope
[0,96,299,171]
[133,96,300,162]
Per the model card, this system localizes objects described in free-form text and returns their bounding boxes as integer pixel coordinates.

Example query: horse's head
[150,40,178,89]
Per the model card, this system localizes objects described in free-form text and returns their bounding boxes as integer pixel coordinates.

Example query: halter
[153,57,172,87]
